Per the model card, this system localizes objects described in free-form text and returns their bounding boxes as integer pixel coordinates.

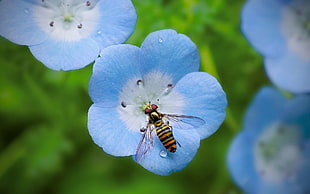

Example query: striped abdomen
[155,124,177,152]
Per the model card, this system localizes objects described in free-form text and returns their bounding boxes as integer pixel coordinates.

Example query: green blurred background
[0,0,270,193]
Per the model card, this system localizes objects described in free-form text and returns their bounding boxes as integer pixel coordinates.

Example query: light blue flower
[87,29,227,175]
[0,0,136,71]
[227,87,310,194]
[241,0,310,93]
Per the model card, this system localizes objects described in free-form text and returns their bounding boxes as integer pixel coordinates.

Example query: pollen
[77,24,83,29]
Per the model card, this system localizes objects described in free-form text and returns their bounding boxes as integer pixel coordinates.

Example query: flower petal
[295,140,310,193]
[89,44,141,107]
[229,87,310,194]
[227,131,261,194]
[29,37,100,70]
[140,29,200,83]
[173,72,227,139]
[0,0,47,45]
[88,104,141,156]
[229,132,302,194]
[264,50,310,94]
[241,0,286,57]
[91,0,137,48]
[284,94,310,137]
[243,87,286,135]
[133,126,200,175]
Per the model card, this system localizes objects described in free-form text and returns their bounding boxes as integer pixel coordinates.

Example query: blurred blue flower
[227,87,310,194]
[87,29,227,175]
[0,0,136,71]
[241,0,310,93]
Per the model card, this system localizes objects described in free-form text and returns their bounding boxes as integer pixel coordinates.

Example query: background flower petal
[241,0,286,57]
[91,0,137,48]
[264,51,310,94]
[284,94,310,138]
[243,87,310,136]
[133,126,200,176]
[228,131,303,194]
[227,131,261,194]
[229,87,310,194]
[88,105,141,156]
[173,72,227,139]
[140,29,200,83]
[29,38,100,71]
[0,0,47,45]
[243,87,286,135]
[296,140,310,193]
[89,44,141,107]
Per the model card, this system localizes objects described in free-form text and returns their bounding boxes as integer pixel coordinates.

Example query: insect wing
[164,114,205,129]
[135,126,154,162]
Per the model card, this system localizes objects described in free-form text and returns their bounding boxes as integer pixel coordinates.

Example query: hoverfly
[135,103,205,162]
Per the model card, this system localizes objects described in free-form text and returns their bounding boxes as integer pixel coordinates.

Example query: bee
[135,103,205,162]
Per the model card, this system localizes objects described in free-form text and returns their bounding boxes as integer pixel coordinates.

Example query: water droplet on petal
[158,38,163,43]
[24,8,30,14]
[97,30,102,35]
[159,150,167,158]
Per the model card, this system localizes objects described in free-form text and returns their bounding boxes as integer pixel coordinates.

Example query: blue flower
[241,0,310,93]
[0,0,136,71]
[87,29,227,175]
[227,87,310,194]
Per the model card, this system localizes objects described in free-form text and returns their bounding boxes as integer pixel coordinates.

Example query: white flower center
[254,123,302,182]
[117,71,185,132]
[34,0,100,41]
[281,0,310,59]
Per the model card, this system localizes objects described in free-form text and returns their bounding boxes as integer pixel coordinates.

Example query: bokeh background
[0,0,270,193]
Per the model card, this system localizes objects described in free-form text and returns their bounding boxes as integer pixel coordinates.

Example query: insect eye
[151,104,158,110]
[144,108,151,114]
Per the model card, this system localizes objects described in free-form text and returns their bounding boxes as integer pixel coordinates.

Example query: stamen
[140,127,147,133]
[120,101,136,108]
[155,83,174,101]
[77,23,83,29]
[41,0,59,12]
[121,101,127,108]
[136,80,143,86]
[49,21,54,27]
[167,83,174,88]
[73,1,94,12]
